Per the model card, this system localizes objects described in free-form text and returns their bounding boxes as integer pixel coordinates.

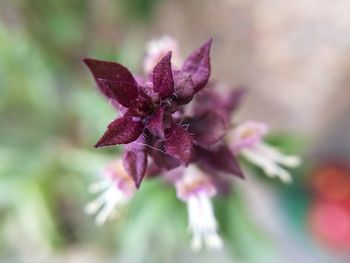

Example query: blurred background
[1,0,350,262]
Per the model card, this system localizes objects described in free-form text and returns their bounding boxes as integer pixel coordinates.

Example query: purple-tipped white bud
[143,35,181,74]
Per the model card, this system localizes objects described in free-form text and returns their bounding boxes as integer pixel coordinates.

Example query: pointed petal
[95,116,144,147]
[83,58,137,85]
[123,137,148,188]
[83,58,138,99]
[173,70,195,105]
[164,122,193,165]
[182,38,212,92]
[152,52,174,99]
[147,106,165,137]
[186,112,227,146]
[99,79,139,107]
[196,145,244,178]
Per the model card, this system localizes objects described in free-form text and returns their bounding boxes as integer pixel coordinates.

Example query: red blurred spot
[309,201,350,249]
[311,164,350,203]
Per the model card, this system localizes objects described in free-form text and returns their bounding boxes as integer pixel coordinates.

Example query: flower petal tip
[82,57,92,64]
[182,38,213,92]
[134,181,142,189]
[82,57,90,63]
[93,142,102,148]
[285,155,302,167]
[205,37,213,47]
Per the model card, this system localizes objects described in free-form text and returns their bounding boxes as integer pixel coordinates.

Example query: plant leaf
[152,52,174,99]
[83,58,138,100]
[123,137,148,188]
[164,122,193,165]
[95,116,144,147]
[182,38,212,92]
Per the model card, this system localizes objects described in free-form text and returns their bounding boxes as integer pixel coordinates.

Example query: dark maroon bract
[83,38,243,188]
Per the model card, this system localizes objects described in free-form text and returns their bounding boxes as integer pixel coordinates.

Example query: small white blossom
[230,121,301,183]
[175,166,223,251]
[143,35,182,74]
[85,160,136,226]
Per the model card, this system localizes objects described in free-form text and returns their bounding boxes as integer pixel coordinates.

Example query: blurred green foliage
[0,1,162,261]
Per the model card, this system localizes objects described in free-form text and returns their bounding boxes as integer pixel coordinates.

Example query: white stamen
[85,160,136,226]
[85,189,111,214]
[187,193,223,251]
[255,142,301,168]
[230,121,301,184]
[176,167,223,251]
[95,188,123,226]
[88,180,110,193]
[241,147,293,184]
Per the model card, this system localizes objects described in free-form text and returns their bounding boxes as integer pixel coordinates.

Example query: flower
[85,160,136,226]
[229,121,301,183]
[83,38,213,188]
[175,165,223,251]
[83,36,301,251]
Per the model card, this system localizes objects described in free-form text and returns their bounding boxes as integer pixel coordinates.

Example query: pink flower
[85,160,136,226]
[175,166,223,251]
[229,121,301,183]
[230,121,269,153]
[143,35,182,74]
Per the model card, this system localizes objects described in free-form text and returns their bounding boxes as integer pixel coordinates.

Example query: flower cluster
[83,36,301,250]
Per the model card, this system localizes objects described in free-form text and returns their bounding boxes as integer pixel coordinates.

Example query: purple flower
[83,39,213,187]
[82,36,303,251]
